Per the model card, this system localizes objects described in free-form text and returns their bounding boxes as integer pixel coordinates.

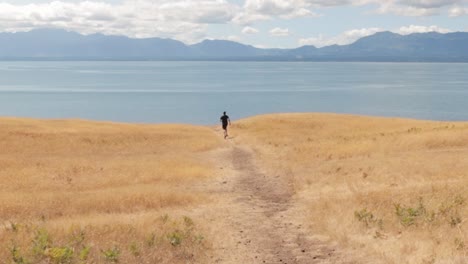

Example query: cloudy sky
[1,0,467,48]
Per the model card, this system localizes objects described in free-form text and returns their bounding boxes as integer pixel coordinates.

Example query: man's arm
[228,118,231,125]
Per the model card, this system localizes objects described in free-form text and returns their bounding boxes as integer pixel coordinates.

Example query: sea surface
[0,61,467,124]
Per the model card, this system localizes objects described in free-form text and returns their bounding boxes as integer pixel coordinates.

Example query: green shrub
[102,247,120,262]
[45,247,74,264]
[10,245,29,264]
[168,231,183,246]
[394,199,426,227]
[32,228,51,256]
[354,208,382,229]
[79,246,91,261]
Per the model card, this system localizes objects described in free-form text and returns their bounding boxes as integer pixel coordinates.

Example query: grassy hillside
[233,113,468,263]
[1,114,467,263]
[0,118,223,263]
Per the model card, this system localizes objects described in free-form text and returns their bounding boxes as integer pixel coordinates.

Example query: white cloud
[205,34,243,42]
[234,0,319,24]
[233,0,466,24]
[396,24,453,34]
[270,27,289,37]
[398,0,463,8]
[298,27,383,47]
[370,0,468,16]
[242,26,259,34]
[0,0,239,43]
[449,5,468,16]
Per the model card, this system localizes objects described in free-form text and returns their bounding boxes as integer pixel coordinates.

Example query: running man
[220,111,231,139]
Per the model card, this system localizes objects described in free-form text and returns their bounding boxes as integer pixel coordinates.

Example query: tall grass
[0,118,223,263]
[234,113,468,263]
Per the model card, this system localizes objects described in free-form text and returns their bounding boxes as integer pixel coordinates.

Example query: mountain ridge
[1,29,468,61]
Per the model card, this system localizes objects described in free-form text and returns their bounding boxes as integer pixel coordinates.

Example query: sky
[0,0,467,48]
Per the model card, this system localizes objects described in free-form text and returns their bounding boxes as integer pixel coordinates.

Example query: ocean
[0,61,467,124]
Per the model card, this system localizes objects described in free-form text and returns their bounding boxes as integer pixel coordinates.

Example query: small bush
[394,199,426,227]
[10,245,29,264]
[32,228,51,256]
[78,246,91,261]
[10,222,19,232]
[355,208,382,229]
[69,229,86,246]
[183,216,194,228]
[168,231,183,246]
[102,247,120,262]
[44,247,74,264]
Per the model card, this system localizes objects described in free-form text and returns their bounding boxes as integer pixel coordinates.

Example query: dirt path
[197,134,354,263]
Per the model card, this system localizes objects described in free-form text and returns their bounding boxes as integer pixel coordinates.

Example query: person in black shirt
[220,111,231,139]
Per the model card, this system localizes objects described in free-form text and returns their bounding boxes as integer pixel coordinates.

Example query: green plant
[102,247,120,262]
[168,231,183,246]
[79,246,91,261]
[70,229,86,246]
[45,247,74,264]
[183,216,194,228]
[10,245,29,264]
[32,228,51,256]
[354,208,382,228]
[194,234,205,244]
[10,222,19,232]
[394,199,426,227]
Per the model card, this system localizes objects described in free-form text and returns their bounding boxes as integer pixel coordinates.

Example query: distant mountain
[1,29,468,61]
[0,28,191,59]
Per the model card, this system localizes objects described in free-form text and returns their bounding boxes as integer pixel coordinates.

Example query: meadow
[1,114,467,263]
[0,118,223,263]
[234,113,468,263]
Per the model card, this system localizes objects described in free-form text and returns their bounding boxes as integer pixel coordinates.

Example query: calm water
[0,61,467,124]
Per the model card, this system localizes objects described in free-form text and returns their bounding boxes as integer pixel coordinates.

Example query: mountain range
[1,29,468,61]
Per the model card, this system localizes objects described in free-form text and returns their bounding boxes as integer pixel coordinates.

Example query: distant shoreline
[2,58,468,63]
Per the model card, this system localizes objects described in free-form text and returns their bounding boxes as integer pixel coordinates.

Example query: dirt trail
[197,134,354,264]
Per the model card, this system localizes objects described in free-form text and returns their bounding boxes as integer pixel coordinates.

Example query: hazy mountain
[0,28,191,59]
[1,29,467,61]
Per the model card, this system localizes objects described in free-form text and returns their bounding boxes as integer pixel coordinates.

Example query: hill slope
[1,114,467,263]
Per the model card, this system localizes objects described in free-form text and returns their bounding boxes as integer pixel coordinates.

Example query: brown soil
[196,131,356,263]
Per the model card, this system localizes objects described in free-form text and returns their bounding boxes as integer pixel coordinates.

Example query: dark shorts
[222,123,228,130]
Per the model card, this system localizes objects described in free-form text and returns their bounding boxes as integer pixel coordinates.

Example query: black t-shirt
[220,115,229,125]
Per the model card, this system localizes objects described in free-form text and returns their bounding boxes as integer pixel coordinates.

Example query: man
[220,111,231,139]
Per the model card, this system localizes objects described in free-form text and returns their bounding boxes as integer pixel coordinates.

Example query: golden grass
[0,118,223,263]
[234,113,468,263]
[2,114,467,263]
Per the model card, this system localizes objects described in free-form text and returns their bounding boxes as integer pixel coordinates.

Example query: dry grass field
[1,114,467,263]
[0,118,223,263]
[233,113,468,263]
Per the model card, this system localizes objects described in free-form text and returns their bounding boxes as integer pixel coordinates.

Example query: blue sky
[1,0,467,48]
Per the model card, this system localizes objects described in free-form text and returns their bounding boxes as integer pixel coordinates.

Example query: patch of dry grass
[234,113,468,263]
[0,118,223,263]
